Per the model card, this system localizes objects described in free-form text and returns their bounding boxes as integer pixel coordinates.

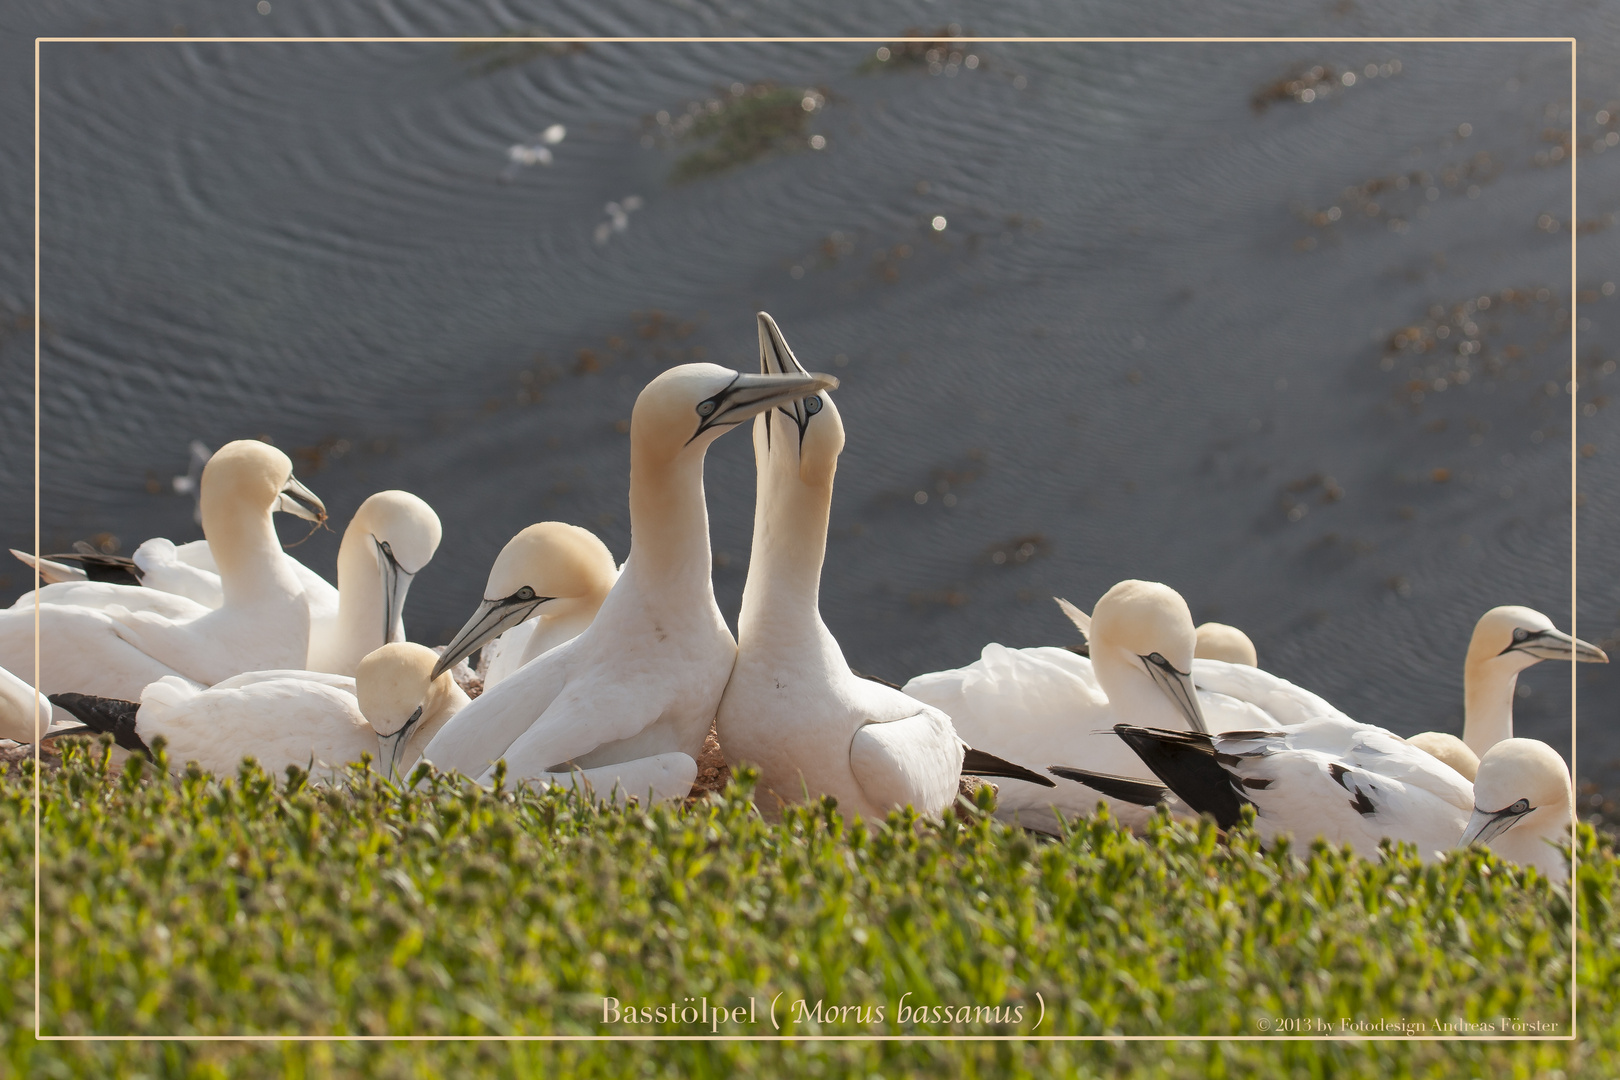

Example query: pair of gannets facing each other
[904,582,1332,834]
[1405,606,1606,781]
[418,357,841,804]
[443,523,619,691]
[1062,727,1574,883]
[0,442,328,699]
[48,643,465,780]
[16,488,442,679]
[714,314,1053,821]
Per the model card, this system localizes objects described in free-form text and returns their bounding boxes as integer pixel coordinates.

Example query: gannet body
[1459,738,1573,884]
[439,523,619,691]
[1408,606,1605,779]
[0,665,50,743]
[0,441,326,697]
[419,358,838,799]
[1069,718,1475,862]
[718,314,1030,820]
[49,642,466,780]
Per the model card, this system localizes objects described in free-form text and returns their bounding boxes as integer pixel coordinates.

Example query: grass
[1,737,1614,1077]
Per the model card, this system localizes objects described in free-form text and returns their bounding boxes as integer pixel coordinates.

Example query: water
[4,2,1618,801]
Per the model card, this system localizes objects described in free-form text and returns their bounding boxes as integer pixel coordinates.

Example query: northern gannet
[1458,737,1574,884]
[419,358,839,801]
[0,665,49,744]
[436,523,619,690]
[0,440,326,697]
[1194,621,1258,667]
[716,313,1052,820]
[48,642,466,779]
[1057,717,1475,862]
[1409,606,1605,780]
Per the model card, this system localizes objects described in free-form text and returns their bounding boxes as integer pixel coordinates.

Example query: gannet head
[1194,622,1258,667]
[1466,605,1608,675]
[1459,738,1572,865]
[350,491,442,646]
[633,360,839,460]
[201,439,326,524]
[431,522,619,679]
[357,642,455,777]
[1090,579,1207,733]
[1406,731,1480,781]
[754,312,844,487]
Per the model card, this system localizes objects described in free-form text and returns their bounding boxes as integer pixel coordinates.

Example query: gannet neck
[203,494,301,607]
[625,447,716,601]
[519,598,603,668]
[405,674,471,765]
[740,476,833,641]
[331,523,388,673]
[1462,659,1521,759]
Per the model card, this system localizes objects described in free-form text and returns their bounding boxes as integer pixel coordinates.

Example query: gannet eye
[378,540,395,560]
[1147,652,1166,666]
[804,396,823,416]
[514,586,536,601]
[696,399,719,418]
[1512,628,1530,643]
[1507,798,1530,814]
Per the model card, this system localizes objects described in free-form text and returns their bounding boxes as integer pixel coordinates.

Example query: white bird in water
[716,313,1052,820]
[419,356,839,802]
[48,642,466,780]
[1056,717,1476,863]
[1194,621,1257,667]
[1458,738,1574,884]
[0,441,326,698]
[440,522,619,691]
[1408,606,1605,781]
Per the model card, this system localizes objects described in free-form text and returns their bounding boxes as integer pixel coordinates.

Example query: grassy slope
[1,739,1613,1078]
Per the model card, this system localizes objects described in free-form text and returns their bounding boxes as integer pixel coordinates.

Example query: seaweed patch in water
[649,83,826,184]
[454,28,586,75]
[861,25,983,77]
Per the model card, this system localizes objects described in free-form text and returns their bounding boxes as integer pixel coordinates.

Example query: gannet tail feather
[1112,724,1251,829]
[1054,597,1092,640]
[960,745,1057,787]
[1047,765,1169,806]
[47,693,148,753]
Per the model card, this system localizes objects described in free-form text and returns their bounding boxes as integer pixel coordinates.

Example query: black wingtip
[1047,765,1170,807]
[1110,724,1250,829]
[961,746,1057,788]
[46,693,148,754]
[50,545,143,586]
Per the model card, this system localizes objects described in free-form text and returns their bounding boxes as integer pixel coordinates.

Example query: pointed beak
[431,595,545,680]
[690,370,839,444]
[1459,803,1530,847]
[377,705,424,777]
[758,312,809,376]
[374,538,415,645]
[1514,628,1609,664]
[1141,654,1209,735]
[276,475,327,523]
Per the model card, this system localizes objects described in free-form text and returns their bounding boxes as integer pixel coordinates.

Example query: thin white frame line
[31,31,1581,1049]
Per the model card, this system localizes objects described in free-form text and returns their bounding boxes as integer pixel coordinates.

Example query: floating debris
[1252,59,1401,113]
[455,29,586,75]
[1294,153,1500,244]
[502,124,567,178]
[862,25,982,77]
[648,82,827,183]
[593,194,644,246]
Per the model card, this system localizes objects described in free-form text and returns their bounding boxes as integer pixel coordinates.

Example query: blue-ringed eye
[1508,798,1529,814]
[696,400,718,418]
[514,586,536,601]
[1512,627,1529,642]
[1148,652,1166,666]
[804,396,823,415]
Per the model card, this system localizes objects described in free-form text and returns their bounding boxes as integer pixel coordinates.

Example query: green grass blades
[2,737,1614,1077]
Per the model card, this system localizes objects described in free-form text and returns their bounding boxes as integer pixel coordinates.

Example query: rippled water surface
[4,2,1619,798]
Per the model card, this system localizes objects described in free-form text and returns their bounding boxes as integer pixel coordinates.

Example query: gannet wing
[132,538,225,608]
[10,549,89,585]
[1191,658,1352,727]
[1054,597,1092,640]
[105,605,305,687]
[848,711,962,814]
[11,580,210,621]
[0,604,192,700]
[210,669,356,694]
[416,643,576,777]
[479,751,697,805]
[138,675,372,775]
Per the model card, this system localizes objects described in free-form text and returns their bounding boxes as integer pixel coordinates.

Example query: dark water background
[3,3,1617,807]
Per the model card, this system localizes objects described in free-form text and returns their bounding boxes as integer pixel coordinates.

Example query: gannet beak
[1459,798,1532,847]
[377,705,424,777]
[689,370,839,444]
[1140,653,1209,734]
[1508,627,1609,664]
[374,537,416,645]
[432,592,548,680]
[276,475,327,522]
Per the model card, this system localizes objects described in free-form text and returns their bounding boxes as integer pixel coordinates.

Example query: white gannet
[418,358,839,801]
[716,313,1052,820]
[48,642,467,779]
[0,665,50,744]
[1458,738,1574,884]
[1194,621,1258,667]
[1408,606,1606,780]
[439,523,619,690]
[1061,718,1475,862]
[0,441,326,697]
[306,491,442,676]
